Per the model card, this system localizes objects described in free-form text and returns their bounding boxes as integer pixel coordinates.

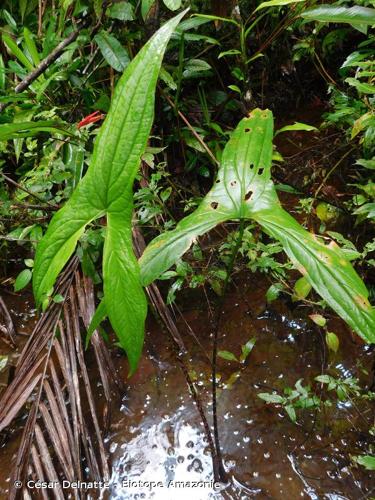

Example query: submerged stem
[211,218,246,483]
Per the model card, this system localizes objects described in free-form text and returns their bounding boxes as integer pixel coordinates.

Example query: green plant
[32,12,187,375]
[315,373,374,401]
[195,0,305,99]
[140,109,375,344]
[258,378,324,423]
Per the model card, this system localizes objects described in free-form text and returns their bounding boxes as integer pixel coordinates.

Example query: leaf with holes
[33,12,187,375]
[140,108,375,344]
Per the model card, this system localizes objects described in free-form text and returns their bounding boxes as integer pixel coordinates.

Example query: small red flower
[77,110,105,129]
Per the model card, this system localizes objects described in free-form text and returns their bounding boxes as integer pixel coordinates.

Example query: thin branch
[159,86,219,166]
[0,172,59,208]
[0,18,90,113]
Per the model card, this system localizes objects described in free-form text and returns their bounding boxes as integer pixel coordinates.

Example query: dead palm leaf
[0,258,124,499]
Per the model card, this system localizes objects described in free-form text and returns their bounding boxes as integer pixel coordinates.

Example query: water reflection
[109,413,216,499]
[107,274,374,499]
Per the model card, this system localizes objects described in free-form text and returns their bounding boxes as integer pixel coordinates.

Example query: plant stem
[211,217,246,483]
[0,18,89,113]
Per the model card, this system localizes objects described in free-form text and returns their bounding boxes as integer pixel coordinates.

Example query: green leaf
[240,338,256,362]
[94,31,130,72]
[0,121,73,141]
[352,455,375,471]
[12,109,35,162]
[194,14,239,27]
[292,276,312,301]
[228,84,241,94]
[140,109,274,285]
[94,0,104,18]
[255,0,305,12]
[53,294,65,303]
[23,28,41,67]
[141,108,375,345]
[301,5,375,26]
[345,77,375,95]
[107,1,134,21]
[159,67,177,90]
[14,269,32,292]
[33,11,187,375]
[141,0,156,20]
[285,404,297,422]
[19,0,28,21]
[258,393,284,404]
[219,49,241,59]
[356,158,375,170]
[86,298,107,348]
[309,314,326,327]
[315,374,331,384]
[218,350,238,362]
[254,206,375,343]
[266,283,284,302]
[326,331,339,353]
[183,59,212,79]
[275,121,318,136]
[163,0,182,11]
[103,212,147,375]
[2,33,34,71]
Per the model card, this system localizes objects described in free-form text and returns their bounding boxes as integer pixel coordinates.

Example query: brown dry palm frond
[0,258,124,499]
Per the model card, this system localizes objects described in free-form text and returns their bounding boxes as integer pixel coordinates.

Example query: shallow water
[105,274,374,499]
[0,273,373,499]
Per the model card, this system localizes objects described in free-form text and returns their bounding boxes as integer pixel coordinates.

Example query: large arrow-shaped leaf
[33,11,187,374]
[140,109,375,344]
[140,110,275,284]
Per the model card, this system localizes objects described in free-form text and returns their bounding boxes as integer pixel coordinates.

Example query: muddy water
[106,274,374,499]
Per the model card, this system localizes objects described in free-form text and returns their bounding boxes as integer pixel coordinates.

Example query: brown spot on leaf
[245,191,253,201]
[211,201,219,210]
[354,295,370,310]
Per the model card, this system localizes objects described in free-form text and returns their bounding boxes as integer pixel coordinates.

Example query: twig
[0,18,90,114]
[0,172,59,208]
[314,147,355,200]
[159,87,219,166]
[0,296,16,346]
[10,203,59,211]
[211,219,246,484]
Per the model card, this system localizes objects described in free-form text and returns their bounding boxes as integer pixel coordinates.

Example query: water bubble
[186,440,194,448]
[177,456,185,463]
[110,443,118,453]
[188,458,203,473]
